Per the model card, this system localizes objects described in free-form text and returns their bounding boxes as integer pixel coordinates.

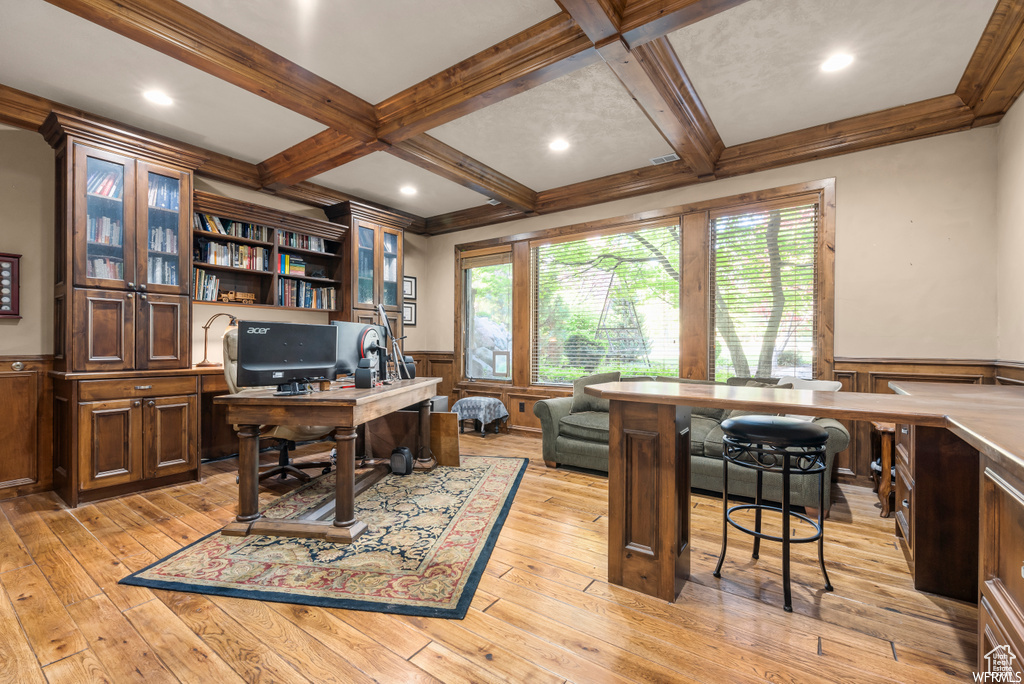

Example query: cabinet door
[72,288,135,371]
[380,227,402,311]
[78,399,143,490]
[73,145,137,289]
[136,162,190,295]
[144,394,198,478]
[136,293,189,369]
[354,222,377,309]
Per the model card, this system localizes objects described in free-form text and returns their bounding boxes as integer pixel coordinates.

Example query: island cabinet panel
[979,465,1024,674]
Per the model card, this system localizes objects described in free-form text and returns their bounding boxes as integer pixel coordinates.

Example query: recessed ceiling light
[143,89,173,106]
[820,53,854,72]
[400,185,417,196]
[549,138,570,152]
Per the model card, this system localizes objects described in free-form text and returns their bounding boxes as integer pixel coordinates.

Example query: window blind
[709,202,818,382]
[532,225,680,385]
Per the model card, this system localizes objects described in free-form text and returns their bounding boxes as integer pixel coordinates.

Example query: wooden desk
[586,380,1024,671]
[215,377,440,543]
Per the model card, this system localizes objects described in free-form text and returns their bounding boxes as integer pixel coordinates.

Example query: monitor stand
[274,381,313,396]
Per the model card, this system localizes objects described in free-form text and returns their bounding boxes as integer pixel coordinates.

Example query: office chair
[222,326,334,482]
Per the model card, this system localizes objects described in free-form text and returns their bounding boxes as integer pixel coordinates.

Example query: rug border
[119,456,529,620]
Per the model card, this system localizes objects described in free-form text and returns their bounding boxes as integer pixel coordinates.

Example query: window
[710,200,819,381]
[532,224,680,384]
[462,250,513,380]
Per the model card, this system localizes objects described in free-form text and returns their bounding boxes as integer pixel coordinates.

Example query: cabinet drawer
[895,424,912,464]
[895,461,913,554]
[79,376,197,401]
[979,594,1023,677]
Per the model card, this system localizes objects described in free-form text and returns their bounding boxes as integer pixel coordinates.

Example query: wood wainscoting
[0,355,54,501]
[408,351,457,407]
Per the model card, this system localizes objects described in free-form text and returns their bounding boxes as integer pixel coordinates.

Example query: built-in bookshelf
[191,191,346,311]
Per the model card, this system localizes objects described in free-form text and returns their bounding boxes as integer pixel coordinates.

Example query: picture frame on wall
[403,301,417,326]
[403,275,417,300]
[0,253,21,319]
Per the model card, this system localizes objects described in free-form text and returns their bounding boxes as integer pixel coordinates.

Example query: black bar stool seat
[713,414,833,612]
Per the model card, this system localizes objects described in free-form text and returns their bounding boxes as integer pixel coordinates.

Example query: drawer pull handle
[901,427,909,434]
[132,401,140,408]
[147,400,155,407]
[902,499,910,509]
[134,385,152,390]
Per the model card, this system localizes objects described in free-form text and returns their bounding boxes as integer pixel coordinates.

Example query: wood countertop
[585,379,1024,469]
[214,377,440,406]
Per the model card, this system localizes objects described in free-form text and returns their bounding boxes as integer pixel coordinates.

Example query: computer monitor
[332,320,386,377]
[235,320,338,395]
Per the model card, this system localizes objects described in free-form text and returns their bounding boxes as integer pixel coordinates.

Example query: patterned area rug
[120,456,527,618]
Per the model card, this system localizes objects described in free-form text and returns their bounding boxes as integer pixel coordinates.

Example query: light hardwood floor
[0,433,976,683]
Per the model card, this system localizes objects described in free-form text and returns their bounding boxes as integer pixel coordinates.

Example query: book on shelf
[147,256,178,286]
[192,213,270,241]
[196,240,269,271]
[278,254,306,276]
[192,267,220,302]
[86,215,123,246]
[277,277,336,310]
[148,225,178,254]
[86,169,123,199]
[278,229,327,253]
[87,256,124,280]
[147,179,180,211]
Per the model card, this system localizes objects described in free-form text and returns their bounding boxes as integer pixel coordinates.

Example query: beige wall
[404,128,1000,362]
[997,100,1024,364]
[0,125,54,356]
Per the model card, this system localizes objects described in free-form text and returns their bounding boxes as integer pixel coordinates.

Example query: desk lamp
[196,312,238,367]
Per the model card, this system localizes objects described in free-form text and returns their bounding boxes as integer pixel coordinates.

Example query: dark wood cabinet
[325,201,412,337]
[894,423,979,602]
[44,112,204,506]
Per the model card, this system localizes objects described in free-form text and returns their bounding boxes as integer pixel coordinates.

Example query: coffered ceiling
[0,0,1021,235]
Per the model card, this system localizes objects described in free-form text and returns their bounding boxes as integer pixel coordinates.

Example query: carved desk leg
[326,425,367,543]
[607,400,691,602]
[223,423,261,536]
[414,399,436,471]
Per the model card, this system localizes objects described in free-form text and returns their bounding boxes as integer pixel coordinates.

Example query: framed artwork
[403,275,417,299]
[492,350,510,378]
[402,301,417,326]
[0,253,20,319]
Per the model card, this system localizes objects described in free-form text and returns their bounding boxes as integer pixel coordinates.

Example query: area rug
[120,456,527,619]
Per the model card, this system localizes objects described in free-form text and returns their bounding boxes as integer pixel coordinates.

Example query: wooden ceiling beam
[387,134,538,213]
[43,0,378,142]
[556,0,623,42]
[957,0,1024,125]
[423,204,528,236]
[598,36,722,176]
[376,13,600,143]
[618,0,752,48]
[258,131,385,189]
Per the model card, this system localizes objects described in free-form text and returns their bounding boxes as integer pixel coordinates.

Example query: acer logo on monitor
[246,326,270,334]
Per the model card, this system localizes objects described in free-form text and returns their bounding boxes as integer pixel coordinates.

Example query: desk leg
[223,424,261,536]
[414,400,436,471]
[608,401,690,602]
[326,426,367,543]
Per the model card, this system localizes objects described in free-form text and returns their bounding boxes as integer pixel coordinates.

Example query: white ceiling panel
[310,152,488,216]
[176,0,561,104]
[668,0,998,146]
[428,62,676,191]
[0,0,324,163]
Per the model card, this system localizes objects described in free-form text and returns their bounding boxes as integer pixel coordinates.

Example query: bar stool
[713,415,833,612]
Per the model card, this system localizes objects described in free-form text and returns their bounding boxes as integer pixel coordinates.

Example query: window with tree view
[463,253,512,380]
[710,201,818,382]
[533,225,680,385]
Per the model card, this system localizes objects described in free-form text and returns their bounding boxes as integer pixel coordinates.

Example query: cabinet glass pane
[85,157,125,280]
[382,232,398,306]
[146,172,180,286]
[357,226,375,304]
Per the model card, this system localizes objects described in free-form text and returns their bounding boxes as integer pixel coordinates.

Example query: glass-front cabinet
[347,219,403,314]
[77,148,135,289]
[382,228,400,307]
[356,224,376,306]
[137,162,190,295]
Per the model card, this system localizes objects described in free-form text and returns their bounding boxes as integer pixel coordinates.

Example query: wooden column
[607,400,691,601]
[327,426,367,542]
[235,424,261,523]
[414,400,436,470]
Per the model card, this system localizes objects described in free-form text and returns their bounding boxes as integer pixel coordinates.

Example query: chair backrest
[223,326,240,394]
